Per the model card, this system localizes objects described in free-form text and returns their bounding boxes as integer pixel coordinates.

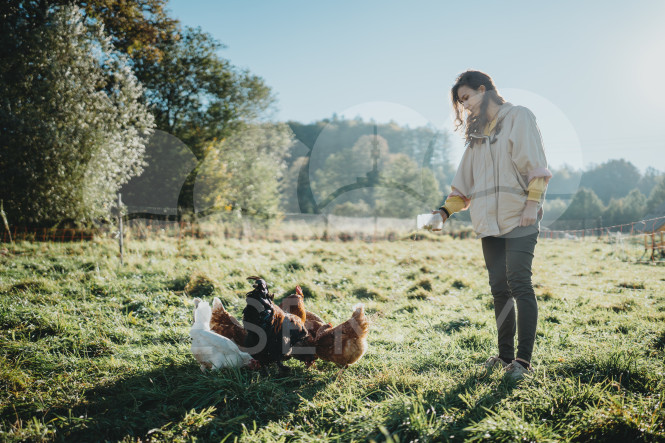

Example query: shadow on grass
[24,361,334,442]
[555,351,657,394]
[370,369,519,441]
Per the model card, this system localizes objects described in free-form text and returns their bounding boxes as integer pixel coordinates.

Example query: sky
[168,0,665,172]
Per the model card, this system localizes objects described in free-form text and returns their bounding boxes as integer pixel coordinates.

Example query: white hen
[190,299,253,371]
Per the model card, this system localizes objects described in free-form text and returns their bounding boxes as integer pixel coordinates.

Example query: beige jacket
[450,103,551,238]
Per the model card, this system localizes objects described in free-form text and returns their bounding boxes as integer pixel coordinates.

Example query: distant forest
[284,117,665,228]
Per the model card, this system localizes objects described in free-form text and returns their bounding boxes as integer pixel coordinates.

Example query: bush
[184,272,216,298]
[0,6,154,226]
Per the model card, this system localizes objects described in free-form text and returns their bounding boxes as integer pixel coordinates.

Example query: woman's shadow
[375,355,521,440]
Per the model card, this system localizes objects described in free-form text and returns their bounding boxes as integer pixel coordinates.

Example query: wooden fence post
[117,193,124,265]
[0,200,12,244]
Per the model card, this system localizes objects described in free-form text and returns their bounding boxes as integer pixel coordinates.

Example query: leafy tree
[0,5,154,226]
[313,134,389,202]
[637,167,663,197]
[579,159,641,204]
[119,130,197,215]
[124,27,275,217]
[290,118,452,186]
[76,0,178,61]
[547,164,583,201]
[541,198,569,226]
[280,153,309,213]
[136,27,273,156]
[646,175,665,214]
[308,133,440,217]
[194,123,293,221]
[375,154,441,218]
[2,1,178,60]
[287,117,453,216]
[560,188,605,223]
[603,188,647,226]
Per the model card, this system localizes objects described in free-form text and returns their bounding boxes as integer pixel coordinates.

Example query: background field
[1,233,664,442]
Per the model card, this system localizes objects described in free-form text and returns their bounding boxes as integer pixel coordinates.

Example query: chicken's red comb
[295,285,303,296]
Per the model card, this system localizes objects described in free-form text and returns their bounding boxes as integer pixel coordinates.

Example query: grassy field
[0,233,664,442]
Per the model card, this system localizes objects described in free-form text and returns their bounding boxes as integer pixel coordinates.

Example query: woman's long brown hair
[451,70,505,146]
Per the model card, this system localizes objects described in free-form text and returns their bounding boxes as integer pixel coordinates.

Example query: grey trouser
[481,230,538,363]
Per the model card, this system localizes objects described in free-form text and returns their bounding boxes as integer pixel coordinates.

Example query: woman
[434,70,551,380]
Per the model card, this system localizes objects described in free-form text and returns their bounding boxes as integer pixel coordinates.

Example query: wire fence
[541,215,665,263]
[0,226,95,243]
[2,210,664,263]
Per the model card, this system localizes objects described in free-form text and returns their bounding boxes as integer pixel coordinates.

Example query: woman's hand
[431,209,448,231]
[519,200,538,226]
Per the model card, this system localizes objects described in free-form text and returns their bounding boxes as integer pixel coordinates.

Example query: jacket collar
[494,102,514,123]
[468,102,515,145]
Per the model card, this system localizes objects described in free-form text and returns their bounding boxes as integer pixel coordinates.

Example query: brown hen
[278,285,307,323]
[314,303,369,377]
[279,286,326,337]
[305,310,326,337]
[210,297,247,350]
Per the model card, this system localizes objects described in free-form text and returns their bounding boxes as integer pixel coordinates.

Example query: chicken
[314,303,369,377]
[210,297,247,350]
[242,277,316,371]
[279,285,307,323]
[305,310,326,337]
[279,285,326,337]
[190,299,253,371]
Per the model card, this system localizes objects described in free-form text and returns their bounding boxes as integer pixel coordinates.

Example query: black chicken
[242,276,316,372]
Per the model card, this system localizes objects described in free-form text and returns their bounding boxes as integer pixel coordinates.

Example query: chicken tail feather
[212,297,225,311]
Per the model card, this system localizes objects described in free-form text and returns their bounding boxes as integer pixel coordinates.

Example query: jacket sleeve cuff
[527,167,553,184]
[448,187,471,210]
[527,177,546,202]
[440,195,467,214]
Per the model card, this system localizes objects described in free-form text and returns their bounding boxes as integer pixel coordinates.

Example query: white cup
[417,213,443,231]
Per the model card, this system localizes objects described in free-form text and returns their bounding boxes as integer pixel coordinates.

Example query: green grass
[1,235,664,442]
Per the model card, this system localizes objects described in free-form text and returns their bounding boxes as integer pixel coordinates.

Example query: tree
[286,117,453,215]
[289,119,452,183]
[76,0,177,62]
[375,154,441,218]
[2,1,178,60]
[313,134,389,198]
[280,153,309,214]
[579,159,641,204]
[546,164,583,201]
[136,27,273,156]
[603,188,647,226]
[560,188,605,225]
[307,133,441,217]
[637,167,663,197]
[194,123,293,221]
[311,134,389,213]
[646,175,665,214]
[0,5,154,226]
[541,198,569,226]
[124,27,275,217]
